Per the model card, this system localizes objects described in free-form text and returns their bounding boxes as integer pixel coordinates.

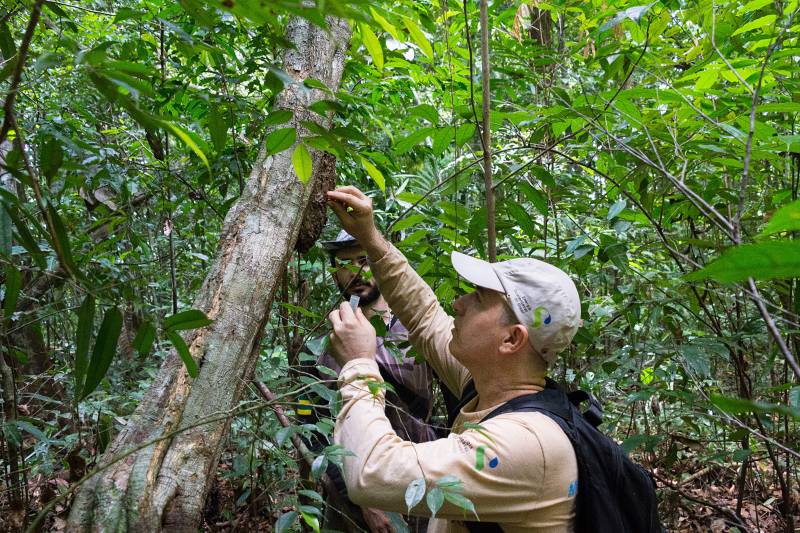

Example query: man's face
[449,287,509,365]
[332,245,381,307]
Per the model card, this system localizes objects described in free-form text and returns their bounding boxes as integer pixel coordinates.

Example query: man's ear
[499,324,529,355]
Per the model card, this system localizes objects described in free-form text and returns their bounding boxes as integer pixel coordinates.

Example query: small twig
[253,381,338,496]
[653,471,752,533]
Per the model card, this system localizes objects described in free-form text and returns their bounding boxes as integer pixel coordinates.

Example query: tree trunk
[67,16,351,532]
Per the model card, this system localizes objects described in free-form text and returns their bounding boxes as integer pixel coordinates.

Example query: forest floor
[3,437,796,532]
[197,455,797,533]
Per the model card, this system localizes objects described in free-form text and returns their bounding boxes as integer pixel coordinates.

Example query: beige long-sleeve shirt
[334,243,577,532]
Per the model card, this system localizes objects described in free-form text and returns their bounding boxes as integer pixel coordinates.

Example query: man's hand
[361,507,397,533]
[328,301,376,367]
[326,186,381,247]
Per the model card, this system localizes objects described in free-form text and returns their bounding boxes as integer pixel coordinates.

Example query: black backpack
[449,379,665,533]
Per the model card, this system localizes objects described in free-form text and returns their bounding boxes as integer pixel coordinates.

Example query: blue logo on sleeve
[568,479,578,497]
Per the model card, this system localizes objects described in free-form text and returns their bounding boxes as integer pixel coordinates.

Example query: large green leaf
[74,295,95,396]
[81,306,123,400]
[265,127,297,155]
[167,331,198,378]
[361,157,385,192]
[292,143,313,184]
[360,23,383,72]
[164,309,212,333]
[710,394,800,419]
[684,241,800,283]
[760,198,800,236]
[404,478,425,512]
[403,17,433,60]
[2,264,21,319]
[46,204,79,279]
[132,321,156,358]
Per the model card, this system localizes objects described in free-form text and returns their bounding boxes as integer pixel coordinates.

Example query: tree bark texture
[67,17,351,532]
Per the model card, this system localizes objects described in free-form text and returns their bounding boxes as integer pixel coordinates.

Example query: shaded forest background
[0,0,799,531]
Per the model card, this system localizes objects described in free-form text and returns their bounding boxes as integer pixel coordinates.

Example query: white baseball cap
[451,251,582,364]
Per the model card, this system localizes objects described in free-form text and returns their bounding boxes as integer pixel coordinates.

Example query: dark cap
[320,229,358,252]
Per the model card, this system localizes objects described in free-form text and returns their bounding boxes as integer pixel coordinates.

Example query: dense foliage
[0,0,799,530]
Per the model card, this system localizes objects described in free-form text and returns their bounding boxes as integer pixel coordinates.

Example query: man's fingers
[327,190,370,212]
[339,300,355,321]
[327,198,349,219]
[334,185,367,199]
[328,309,342,329]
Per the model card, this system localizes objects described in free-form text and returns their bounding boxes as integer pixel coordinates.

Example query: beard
[339,279,381,308]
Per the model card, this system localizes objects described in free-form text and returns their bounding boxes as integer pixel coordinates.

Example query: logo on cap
[531,306,552,328]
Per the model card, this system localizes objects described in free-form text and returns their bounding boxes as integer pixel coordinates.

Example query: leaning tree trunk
[67,16,351,532]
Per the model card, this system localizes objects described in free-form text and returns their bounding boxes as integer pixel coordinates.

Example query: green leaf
[518,181,548,216]
[789,386,800,409]
[404,17,433,60]
[275,511,297,533]
[679,344,711,378]
[39,135,63,182]
[607,199,626,220]
[599,3,656,33]
[132,321,156,358]
[757,102,800,113]
[760,198,800,236]
[208,105,228,152]
[264,110,294,126]
[431,128,451,156]
[442,491,477,518]
[710,394,800,419]
[46,204,79,278]
[370,7,400,41]
[426,487,444,518]
[395,127,433,155]
[164,309,212,333]
[409,104,439,125]
[404,478,425,512]
[0,205,11,258]
[739,0,773,13]
[386,512,411,533]
[731,14,776,36]
[360,23,383,72]
[684,241,800,283]
[2,264,21,318]
[292,143,313,184]
[15,420,48,442]
[300,511,320,533]
[167,331,198,378]
[311,454,328,480]
[505,202,537,237]
[361,157,385,192]
[265,127,297,155]
[392,214,426,233]
[298,489,324,503]
[455,123,476,146]
[163,121,210,172]
[74,295,95,396]
[81,307,123,400]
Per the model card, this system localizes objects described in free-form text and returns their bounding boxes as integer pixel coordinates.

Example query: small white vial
[349,295,360,310]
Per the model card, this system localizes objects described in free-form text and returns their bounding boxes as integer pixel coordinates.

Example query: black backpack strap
[446,379,478,428]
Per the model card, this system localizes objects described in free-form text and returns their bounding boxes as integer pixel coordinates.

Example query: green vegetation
[0,0,798,530]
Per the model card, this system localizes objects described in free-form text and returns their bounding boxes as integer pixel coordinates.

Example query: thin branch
[0,0,43,146]
[479,0,495,261]
[652,471,752,533]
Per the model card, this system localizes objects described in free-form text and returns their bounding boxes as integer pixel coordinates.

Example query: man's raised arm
[326,186,469,397]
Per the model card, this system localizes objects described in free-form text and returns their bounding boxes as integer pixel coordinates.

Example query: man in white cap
[324,186,582,532]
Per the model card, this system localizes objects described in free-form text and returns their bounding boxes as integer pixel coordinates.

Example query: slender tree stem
[479,0,495,262]
[0,0,43,146]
